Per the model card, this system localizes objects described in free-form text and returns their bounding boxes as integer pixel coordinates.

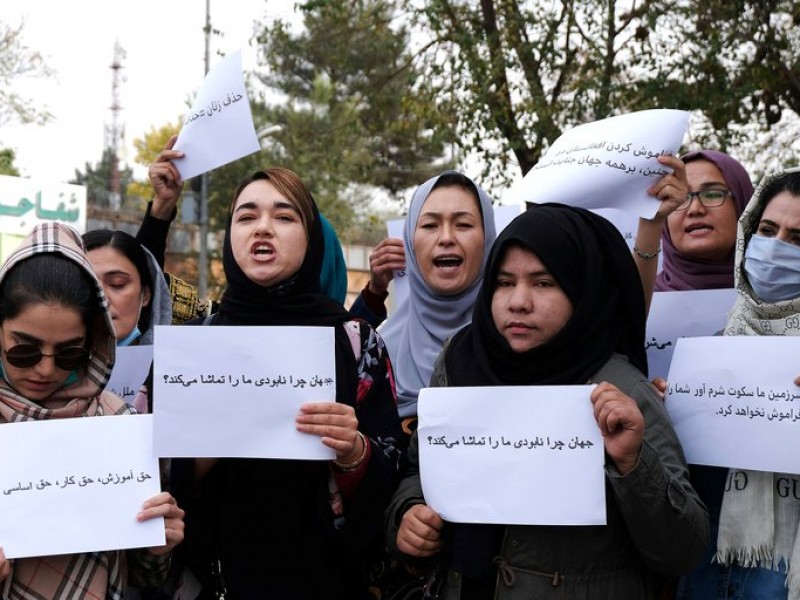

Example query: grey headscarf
[139,246,172,345]
[379,171,496,418]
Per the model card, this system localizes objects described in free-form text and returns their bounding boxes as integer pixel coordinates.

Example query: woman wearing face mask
[174,167,403,599]
[386,204,708,599]
[0,222,184,598]
[83,230,173,415]
[366,171,496,429]
[84,230,173,348]
[677,168,800,600]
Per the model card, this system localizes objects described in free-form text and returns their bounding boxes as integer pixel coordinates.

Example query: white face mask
[743,235,800,302]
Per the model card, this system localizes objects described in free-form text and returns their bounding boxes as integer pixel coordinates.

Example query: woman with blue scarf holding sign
[678,167,800,600]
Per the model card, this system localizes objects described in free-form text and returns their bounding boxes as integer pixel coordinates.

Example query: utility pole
[198,0,211,297]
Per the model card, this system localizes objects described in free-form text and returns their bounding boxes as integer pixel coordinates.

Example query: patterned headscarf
[724,166,800,336]
[0,222,131,599]
[717,167,800,600]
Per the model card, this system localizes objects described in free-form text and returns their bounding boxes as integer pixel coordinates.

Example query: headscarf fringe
[715,545,773,569]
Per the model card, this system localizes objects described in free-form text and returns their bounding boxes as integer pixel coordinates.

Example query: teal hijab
[319,214,348,305]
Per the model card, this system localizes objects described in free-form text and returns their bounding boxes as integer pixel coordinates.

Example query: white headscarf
[379,171,496,418]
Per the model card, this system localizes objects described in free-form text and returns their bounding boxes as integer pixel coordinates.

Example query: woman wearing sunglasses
[0,222,184,598]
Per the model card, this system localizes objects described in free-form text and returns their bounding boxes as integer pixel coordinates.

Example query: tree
[396,0,678,186]
[0,148,19,176]
[397,0,800,185]
[127,121,182,201]
[0,20,53,128]
[71,148,135,210]
[247,0,454,237]
[638,0,800,178]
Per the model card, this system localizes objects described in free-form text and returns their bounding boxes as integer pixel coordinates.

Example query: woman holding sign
[0,222,184,598]
[654,149,753,292]
[354,171,497,428]
[177,167,403,599]
[677,168,800,600]
[386,205,708,599]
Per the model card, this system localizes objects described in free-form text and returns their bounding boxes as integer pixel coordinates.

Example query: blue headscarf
[379,171,496,418]
[319,214,348,305]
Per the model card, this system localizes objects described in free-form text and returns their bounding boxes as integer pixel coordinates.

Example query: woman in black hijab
[386,204,708,599]
[177,168,403,599]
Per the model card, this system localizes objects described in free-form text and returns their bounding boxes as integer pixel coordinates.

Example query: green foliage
[0,148,19,176]
[643,0,800,150]
[127,122,183,201]
[71,148,135,210]
[249,0,454,238]
[402,0,679,185]
[399,0,800,184]
[132,122,182,166]
[0,20,53,128]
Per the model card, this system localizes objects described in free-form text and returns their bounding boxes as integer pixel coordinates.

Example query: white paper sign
[646,289,737,380]
[153,326,337,459]
[665,336,800,474]
[0,415,163,559]
[173,51,260,180]
[417,386,605,525]
[503,109,690,218]
[107,346,154,405]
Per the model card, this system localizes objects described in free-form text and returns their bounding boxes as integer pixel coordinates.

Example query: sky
[1,0,299,184]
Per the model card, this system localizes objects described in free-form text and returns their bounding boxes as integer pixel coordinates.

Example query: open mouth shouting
[684,222,713,236]
[432,253,464,272]
[252,242,275,260]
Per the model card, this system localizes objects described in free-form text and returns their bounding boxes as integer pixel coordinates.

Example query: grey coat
[385,353,709,599]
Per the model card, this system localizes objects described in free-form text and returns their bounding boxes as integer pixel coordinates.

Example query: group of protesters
[0,125,798,600]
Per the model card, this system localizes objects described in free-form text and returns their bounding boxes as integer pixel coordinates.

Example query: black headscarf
[217,182,350,327]
[445,203,647,386]
[183,175,362,595]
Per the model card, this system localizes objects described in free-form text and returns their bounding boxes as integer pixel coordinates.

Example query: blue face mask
[117,327,142,347]
[743,235,800,302]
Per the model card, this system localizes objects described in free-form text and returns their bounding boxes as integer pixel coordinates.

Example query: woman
[177,167,403,599]
[387,204,709,599]
[145,136,348,309]
[0,222,184,598]
[654,150,753,291]
[84,230,173,415]
[357,171,496,424]
[677,167,800,600]
[84,230,172,348]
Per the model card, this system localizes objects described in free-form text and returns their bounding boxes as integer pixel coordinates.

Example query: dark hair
[0,254,99,342]
[747,172,800,233]
[82,229,154,333]
[229,167,315,237]
[430,172,484,224]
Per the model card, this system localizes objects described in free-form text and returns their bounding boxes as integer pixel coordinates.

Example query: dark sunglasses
[4,344,89,370]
